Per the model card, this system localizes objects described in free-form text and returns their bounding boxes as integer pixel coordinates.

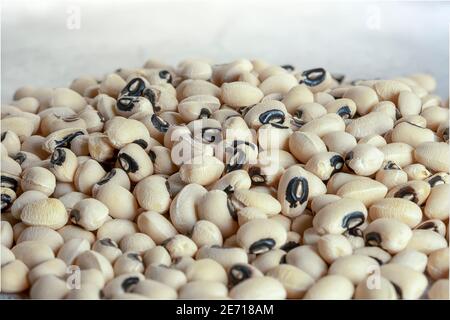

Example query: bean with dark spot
[151,114,169,133]
[121,78,146,97]
[393,186,418,203]
[50,148,66,166]
[53,131,85,149]
[133,139,148,149]
[229,264,253,286]
[365,232,382,247]
[341,211,365,230]
[1,176,18,191]
[285,177,309,208]
[99,238,118,247]
[118,153,139,173]
[249,238,276,254]
[121,276,140,292]
[300,68,326,87]
[259,109,285,125]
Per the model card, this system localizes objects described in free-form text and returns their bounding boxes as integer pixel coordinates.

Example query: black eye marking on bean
[300,68,326,87]
[158,70,172,84]
[331,73,345,84]
[347,227,363,237]
[344,151,355,172]
[142,88,156,107]
[394,186,418,203]
[279,254,287,264]
[121,78,146,97]
[117,96,139,112]
[270,122,289,129]
[280,241,299,252]
[285,177,309,208]
[165,180,171,194]
[1,194,12,210]
[259,109,285,125]
[70,209,81,223]
[336,106,352,119]
[248,167,266,185]
[416,221,439,233]
[202,127,222,143]
[383,161,400,170]
[229,264,252,286]
[330,155,345,175]
[391,281,403,299]
[199,108,212,119]
[54,131,85,149]
[227,197,238,221]
[394,108,402,120]
[238,106,253,117]
[342,211,365,230]
[151,114,169,133]
[99,238,117,247]
[280,64,295,71]
[127,253,142,261]
[50,148,66,166]
[249,238,276,254]
[118,153,139,173]
[232,140,257,151]
[223,185,234,194]
[148,150,156,162]
[96,169,117,186]
[427,175,445,187]
[13,152,27,165]
[121,276,140,292]
[0,132,6,141]
[291,117,305,128]
[226,149,246,173]
[133,139,148,149]
[442,128,449,142]
[365,232,382,247]
[1,176,18,191]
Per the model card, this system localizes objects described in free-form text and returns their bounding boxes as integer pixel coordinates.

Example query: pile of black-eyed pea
[1,58,449,300]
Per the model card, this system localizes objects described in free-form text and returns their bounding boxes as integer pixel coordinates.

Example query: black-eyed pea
[117,143,153,182]
[406,230,447,255]
[52,181,77,198]
[303,275,354,300]
[179,155,224,186]
[424,184,450,221]
[134,177,170,214]
[354,276,398,299]
[96,219,138,244]
[427,248,449,280]
[291,103,327,126]
[170,183,207,234]
[69,198,109,231]
[364,218,412,254]
[1,221,13,249]
[266,264,314,299]
[178,95,220,122]
[258,73,298,95]
[401,163,430,182]
[143,246,171,267]
[29,274,69,299]
[58,225,95,246]
[291,213,313,236]
[2,157,22,179]
[104,116,150,149]
[228,263,263,287]
[236,218,287,254]
[408,73,436,92]
[437,121,449,142]
[395,114,427,128]
[238,71,260,87]
[75,250,114,282]
[277,166,310,218]
[130,278,174,299]
[87,133,115,163]
[20,167,56,196]
[69,76,98,96]
[313,198,367,235]
[281,85,314,114]
[13,151,41,171]
[190,220,223,247]
[378,142,414,168]
[20,198,68,230]
[371,101,398,121]
[92,238,122,264]
[11,241,54,269]
[172,256,195,273]
[345,144,384,176]
[310,194,341,213]
[380,264,428,299]
[243,100,288,130]
[1,245,15,266]
[386,180,431,206]
[17,226,64,253]
[317,234,352,264]
[144,265,187,290]
[236,207,267,226]
[346,112,393,140]
[233,188,281,216]
[209,169,251,193]
[415,219,446,238]
[372,80,411,103]
[177,79,221,101]
[358,134,387,147]
[420,106,448,131]
[285,245,327,280]
[12,222,28,243]
[137,211,177,246]
[113,252,144,276]
[42,128,88,155]
[28,258,67,285]
[397,90,422,116]
[390,249,428,273]
[426,172,450,188]
[322,131,357,156]
[391,122,438,148]
[11,96,40,114]
[164,235,198,259]
[92,169,130,196]
[195,246,248,270]
[324,98,357,119]
[298,113,345,137]
[102,273,145,298]
[257,123,292,151]
[223,235,238,248]
[250,249,284,274]
[56,238,90,266]
[342,86,379,115]
[302,227,322,245]
[178,280,228,299]
[73,159,106,195]
[1,130,21,156]
[95,183,137,220]
[148,146,178,175]
[427,279,449,299]
[353,246,392,265]
[229,276,286,299]
[369,198,422,228]
[119,233,155,255]
[1,259,29,293]
[305,152,344,181]
[328,254,379,285]
[184,258,228,284]
[1,116,35,142]
[58,191,88,212]
[220,81,263,108]
[288,132,326,164]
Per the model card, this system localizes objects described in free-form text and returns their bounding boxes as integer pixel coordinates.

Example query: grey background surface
[1,0,449,103]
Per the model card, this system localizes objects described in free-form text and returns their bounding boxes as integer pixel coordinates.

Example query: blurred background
[1,0,449,103]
